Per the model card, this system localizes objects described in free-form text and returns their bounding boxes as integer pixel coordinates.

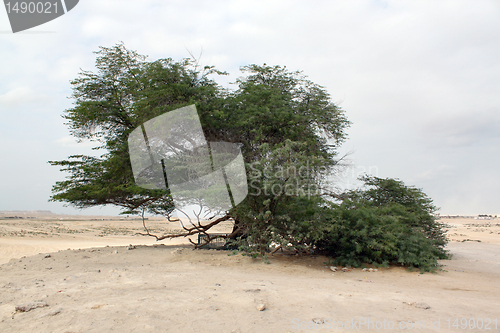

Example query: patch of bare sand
[0,215,233,265]
[0,217,498,332]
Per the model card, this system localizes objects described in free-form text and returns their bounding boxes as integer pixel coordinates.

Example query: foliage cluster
[309,176,448,272]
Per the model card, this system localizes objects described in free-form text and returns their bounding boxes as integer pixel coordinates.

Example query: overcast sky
[0,0,499,216]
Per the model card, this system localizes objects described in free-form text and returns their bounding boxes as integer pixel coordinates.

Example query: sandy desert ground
[0,211,499,332]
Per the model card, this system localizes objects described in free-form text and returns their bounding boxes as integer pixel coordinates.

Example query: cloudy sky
[0,0,499,216]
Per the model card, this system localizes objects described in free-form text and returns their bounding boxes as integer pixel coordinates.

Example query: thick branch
[137,214,231,241]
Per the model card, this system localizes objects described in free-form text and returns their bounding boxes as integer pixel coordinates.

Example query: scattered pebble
[40,308,62,318]
[15,301,48,313]
[362,268,378,272]
[256,303,266,311]
[329,266,337,272]
[244,289,261,293]
[403,301,431,310]
[44,254,51,259]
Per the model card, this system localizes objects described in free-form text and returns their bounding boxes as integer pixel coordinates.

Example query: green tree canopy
[50,43,350,243]
[50,43,226,216]
[50,43,447,272]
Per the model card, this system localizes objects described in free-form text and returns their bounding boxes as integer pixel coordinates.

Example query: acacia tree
[51,43,448,271]
[50,43,350,250]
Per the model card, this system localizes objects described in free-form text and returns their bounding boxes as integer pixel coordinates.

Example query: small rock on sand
[363,268,378,272]
[40,307,62,318]
[15,301,48,312]
[329,266,337,272]
[414,302,431,309]
[256,303,266,311]
[171,249,184,255]
[404,301,431,310]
